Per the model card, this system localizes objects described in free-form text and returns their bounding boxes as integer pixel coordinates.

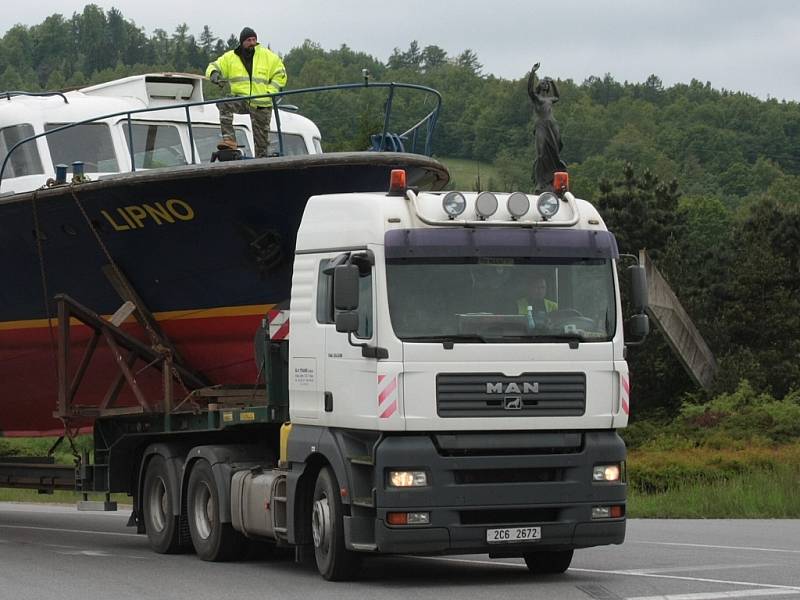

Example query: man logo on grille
[503,396,523,410]
[486,382,539,394]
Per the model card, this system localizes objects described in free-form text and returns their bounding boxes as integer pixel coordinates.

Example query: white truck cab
[276,172,647,576]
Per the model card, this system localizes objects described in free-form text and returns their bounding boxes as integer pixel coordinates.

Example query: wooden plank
[640,250,717,389]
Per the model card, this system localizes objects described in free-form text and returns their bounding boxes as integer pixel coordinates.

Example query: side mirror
[628,313,649,341]
[628,265,648,314]
[334,264,359,311]
[335,311,359,333]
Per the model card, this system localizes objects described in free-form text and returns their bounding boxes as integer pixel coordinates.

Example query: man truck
[1,170,648,581]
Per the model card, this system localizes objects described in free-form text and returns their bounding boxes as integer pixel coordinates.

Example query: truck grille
[436,373,586,418]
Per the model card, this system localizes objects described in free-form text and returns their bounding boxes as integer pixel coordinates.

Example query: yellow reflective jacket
[206,45,287,107]
[517,297,558,314]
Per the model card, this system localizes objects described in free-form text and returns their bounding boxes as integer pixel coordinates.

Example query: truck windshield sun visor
[384,228,619,260]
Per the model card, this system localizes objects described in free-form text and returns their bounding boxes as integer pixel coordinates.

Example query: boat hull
[0,153,448,435]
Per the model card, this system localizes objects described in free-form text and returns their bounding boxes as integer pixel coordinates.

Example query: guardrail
[0,80,442,192]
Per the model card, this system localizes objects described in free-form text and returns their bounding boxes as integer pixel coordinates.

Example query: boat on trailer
[0,73,448,436]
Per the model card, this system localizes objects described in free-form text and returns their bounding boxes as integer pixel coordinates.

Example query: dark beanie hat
[239,27,257,44]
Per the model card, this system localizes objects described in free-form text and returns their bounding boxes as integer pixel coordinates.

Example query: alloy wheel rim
[193,482,214,540]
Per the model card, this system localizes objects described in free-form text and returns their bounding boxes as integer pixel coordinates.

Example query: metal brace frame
[55,294,207,423]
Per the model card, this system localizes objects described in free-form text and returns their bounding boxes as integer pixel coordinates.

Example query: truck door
[319,253,378,429]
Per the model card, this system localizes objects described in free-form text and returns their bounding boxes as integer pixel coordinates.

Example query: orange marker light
[387,512,408,525]
[553,171,569,193]
[610,505,624,518]
[389,169,407,195]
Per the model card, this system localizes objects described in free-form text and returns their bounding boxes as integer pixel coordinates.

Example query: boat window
[122,122,187,169]
[191,125,251,162]
[0,124,44,177]
[312,137,323,154]
[268,132,309,156]
[45,123,119,173]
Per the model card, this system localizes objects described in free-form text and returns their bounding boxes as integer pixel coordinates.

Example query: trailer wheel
[523,549,573,574]
[311,466,360,580]
[142,455,183,553]
[186,460,246,561]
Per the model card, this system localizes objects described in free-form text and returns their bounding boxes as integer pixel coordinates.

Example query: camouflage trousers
[218,98,273,158]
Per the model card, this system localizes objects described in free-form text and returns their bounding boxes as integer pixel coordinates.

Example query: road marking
[621,564,776,575]
[571,568,800,593]
[631,541,800,555]
[626,589,800,600]
[0,503,129,517]
[401,556,800,594]
[0,525,140,538]
[53,549,152,559]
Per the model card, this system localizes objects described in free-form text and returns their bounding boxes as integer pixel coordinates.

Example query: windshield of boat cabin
[45,123,119,173]
[0,124,44,177]
[191,126,309,160]
[123,122,187,169]
[192,125,251,161]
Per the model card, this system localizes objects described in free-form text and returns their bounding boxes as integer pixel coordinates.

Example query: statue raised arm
[528,64,567,193]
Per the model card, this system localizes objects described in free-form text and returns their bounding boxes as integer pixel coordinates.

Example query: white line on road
[402,556,800,593]
[631,541,800,555]
[0,503,129,517]
[620,564,776,575]
[626,588,800,600]
[0,524,140,538]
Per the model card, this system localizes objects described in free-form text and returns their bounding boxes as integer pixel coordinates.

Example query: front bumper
[355,430,626,555]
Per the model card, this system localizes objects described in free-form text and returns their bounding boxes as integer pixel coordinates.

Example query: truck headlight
[593,464,621,482]
[388,470,428,487]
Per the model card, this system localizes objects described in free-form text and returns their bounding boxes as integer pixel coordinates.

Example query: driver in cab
[517,276,558,316]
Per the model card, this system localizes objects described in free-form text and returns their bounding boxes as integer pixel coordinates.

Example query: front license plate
[486,526,542,544]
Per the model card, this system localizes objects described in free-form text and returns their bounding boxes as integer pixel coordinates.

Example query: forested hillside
[2,6,799,427]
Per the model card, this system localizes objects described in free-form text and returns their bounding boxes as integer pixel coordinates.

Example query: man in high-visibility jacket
[206,27,287,158]
[517,275,558,315]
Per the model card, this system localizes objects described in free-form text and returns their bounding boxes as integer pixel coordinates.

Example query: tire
[523,549,574,574]
[186,460,247,561]
[311,466,360,581]
[142,455,184,553]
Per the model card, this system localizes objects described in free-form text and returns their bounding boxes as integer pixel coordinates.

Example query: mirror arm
[347,332,389,359]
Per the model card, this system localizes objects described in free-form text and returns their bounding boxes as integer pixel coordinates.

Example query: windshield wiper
[500,334,585,347]
[401,334,488,344]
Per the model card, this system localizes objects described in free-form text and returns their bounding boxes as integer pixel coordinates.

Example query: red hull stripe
[1,426,93,438]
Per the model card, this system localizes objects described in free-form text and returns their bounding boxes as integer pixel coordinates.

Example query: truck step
[77,500,118,512]
[350,543,377,552]
[351,496,375,508]
[348,455,374,466]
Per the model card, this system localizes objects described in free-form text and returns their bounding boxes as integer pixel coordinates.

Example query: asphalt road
[1,502,798,600]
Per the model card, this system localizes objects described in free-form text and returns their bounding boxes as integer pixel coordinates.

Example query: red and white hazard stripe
[377,374,398,419]
[620,373,630,416]
[267,309,290,341]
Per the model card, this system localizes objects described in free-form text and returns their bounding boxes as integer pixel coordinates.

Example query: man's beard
[243,46,255,57]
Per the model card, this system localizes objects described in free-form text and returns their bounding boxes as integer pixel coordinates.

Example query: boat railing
[2,90,69,104]
[0,80,441,192]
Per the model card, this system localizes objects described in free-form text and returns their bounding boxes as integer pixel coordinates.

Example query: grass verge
[627,445,800,518]
[437,156,499,190]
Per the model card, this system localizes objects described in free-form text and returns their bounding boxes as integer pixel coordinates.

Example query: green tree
[597,163,682,261]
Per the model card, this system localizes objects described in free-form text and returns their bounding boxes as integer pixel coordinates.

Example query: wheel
[142,455,184,553]
[186,460,247,561]
[523,549,574,574]
[311,466,360,580]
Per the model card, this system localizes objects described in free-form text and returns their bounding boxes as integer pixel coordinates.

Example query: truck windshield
[386,257,616,343]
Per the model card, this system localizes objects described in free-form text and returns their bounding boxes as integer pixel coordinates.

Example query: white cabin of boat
[0,73,322,194]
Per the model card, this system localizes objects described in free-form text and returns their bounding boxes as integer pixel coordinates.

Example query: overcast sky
[3,0,800,101]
